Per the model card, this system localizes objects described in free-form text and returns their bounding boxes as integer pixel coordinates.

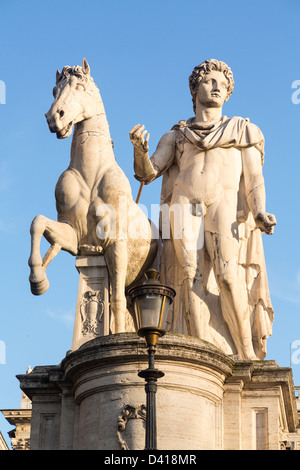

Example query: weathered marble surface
[130,59,276,361]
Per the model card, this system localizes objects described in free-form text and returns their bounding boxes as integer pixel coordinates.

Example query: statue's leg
[104,239,127,333]
[205,230,257,360]
[28,215,78,295]
[169,192,208,337]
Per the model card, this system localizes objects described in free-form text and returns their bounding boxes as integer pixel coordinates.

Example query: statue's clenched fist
[255,212,277,235]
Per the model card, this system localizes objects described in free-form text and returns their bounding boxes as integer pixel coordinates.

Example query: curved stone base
[17,333,297,450]
[63,333,231,450]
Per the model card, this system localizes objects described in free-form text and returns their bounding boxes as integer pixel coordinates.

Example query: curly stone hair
[189,59,234,113]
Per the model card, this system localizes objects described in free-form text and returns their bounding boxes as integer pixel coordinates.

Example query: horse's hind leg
[28,215,78,295]
[104,240,128,333]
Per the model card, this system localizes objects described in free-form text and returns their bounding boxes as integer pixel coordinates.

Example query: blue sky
[1,0,300,447]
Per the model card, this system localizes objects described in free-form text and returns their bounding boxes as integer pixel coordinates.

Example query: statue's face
[196,70,229,109]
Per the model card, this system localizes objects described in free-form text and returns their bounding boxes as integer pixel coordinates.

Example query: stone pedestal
[17,333,298,450]
[72,256,110,351]
[71,256,135,351]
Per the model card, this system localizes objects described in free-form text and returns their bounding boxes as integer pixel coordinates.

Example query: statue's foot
[239,343,259,361]
[29,267,49,296]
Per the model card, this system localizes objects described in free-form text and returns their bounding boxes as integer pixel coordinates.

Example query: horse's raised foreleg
[28,214,78,295]
[104,240,128,333]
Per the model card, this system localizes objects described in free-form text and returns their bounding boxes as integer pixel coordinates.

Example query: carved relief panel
[72,256,110,350]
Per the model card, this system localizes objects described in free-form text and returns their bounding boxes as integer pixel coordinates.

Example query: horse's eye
[76,83,85,92]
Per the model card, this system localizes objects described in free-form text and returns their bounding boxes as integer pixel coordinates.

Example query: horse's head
[45,58,102,139]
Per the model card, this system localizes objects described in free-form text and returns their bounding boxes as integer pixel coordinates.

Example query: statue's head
[189,59,234,113]
[45,58,102,139]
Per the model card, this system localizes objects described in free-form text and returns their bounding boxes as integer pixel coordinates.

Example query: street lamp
[128,268,175,450]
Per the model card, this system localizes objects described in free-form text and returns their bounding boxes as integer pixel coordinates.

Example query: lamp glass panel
[160,296,171,330]
[134,293,164,329]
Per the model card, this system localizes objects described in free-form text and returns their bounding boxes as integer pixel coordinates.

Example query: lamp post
[128,269,175,450]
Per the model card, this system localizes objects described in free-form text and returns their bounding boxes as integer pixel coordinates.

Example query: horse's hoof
[30,276,50,296]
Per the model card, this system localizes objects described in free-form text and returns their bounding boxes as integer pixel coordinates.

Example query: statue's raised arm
[129,124,156,183]
[130,124,176,184]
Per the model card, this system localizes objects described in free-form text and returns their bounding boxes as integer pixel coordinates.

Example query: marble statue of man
[130,59,276,360]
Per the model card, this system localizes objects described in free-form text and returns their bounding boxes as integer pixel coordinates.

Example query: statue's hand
[255,212,277,234]
[129,124,156,183]
[129,124,150,154]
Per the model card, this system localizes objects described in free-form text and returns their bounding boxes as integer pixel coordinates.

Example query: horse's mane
[56,65,93,84]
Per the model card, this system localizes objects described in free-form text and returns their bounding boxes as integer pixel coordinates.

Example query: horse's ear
[82,58,90,75]
[56,69,61,84]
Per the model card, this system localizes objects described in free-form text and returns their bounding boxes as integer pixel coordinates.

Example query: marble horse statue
[28,58,158,333]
